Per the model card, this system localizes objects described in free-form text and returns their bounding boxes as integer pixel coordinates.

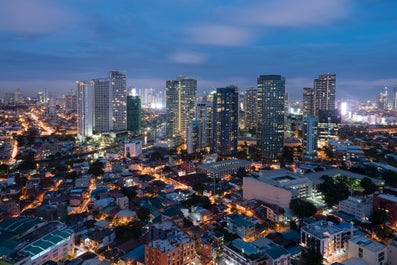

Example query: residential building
[373,193,397,226]
[314,73,336,114]
[110,71,127,131]
[127,95,141,136]
[302,114,317,159]
[92,78,111,133]
[301,220,353,260]
[303,87,315,117]
[76,80,93,138]
[339,196,373,221]
[212,86,239,156]
[223,239,268,265]
[226,214,256,241]
[257,75,285,163]
[195,101,213,152]
[393,87,397,111]
[187,120,200,154]
[145,221,195,265]
[317,109,341,148]
[348,236,387,265]
[244,87,258,131]
[388,235,397,265]
[165,76,197,141]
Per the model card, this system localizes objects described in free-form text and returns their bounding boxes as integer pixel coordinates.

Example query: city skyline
[0,1,397,100]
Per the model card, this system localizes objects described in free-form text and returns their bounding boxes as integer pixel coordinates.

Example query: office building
[165,76,197,141]
[302,114,318,159]
[303,87,315,117]
[244,87,258,131]
[92,78,111,133]
[393,87,397,111]
[378,87,389,111]
[76,81,93,138]
[127,95,141,135]
[348,236,387,265]
[145,221,194,265]
[314,73,336,114]
[110,71,127,131]
[212,86,239,156]
[257,75,285,163]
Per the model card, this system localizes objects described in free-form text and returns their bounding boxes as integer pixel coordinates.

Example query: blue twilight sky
[0,0,397,100]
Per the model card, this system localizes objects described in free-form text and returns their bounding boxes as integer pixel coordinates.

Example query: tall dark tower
[257,75,285,163]
[212,86,239,156]
[303,87,315,117]
[244,87,257,131]
[127,95,141,136]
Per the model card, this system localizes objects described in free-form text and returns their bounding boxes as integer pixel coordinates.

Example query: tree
[0,164,9,174]
[121,187,137,201]
[319,175,349,207]
[289,199,317,219]
[300,250,323,265]
[183,194,212,209]
[192,183,205,195]
[360,177,378,195]
[88,161,104,177]
[137,207,151,223]
[370,210,388,226]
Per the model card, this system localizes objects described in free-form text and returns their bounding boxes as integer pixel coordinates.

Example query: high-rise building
[393,87,397,111]
[244,87,257,131]
[314,73,336,114]
[110,71,127,131]
[378,87,388,110]
[195,101,213,152]
[65,89,77,111]
[302,114,318,159]
[76,81,93,138]
[317,109,341,148]
[302,87,315,117]
[92,71,127,133]
[92,78,111,133]
[257,75,285,163]
[187,120,200,154]
[127,95,141,136]
[165,76,197,141]
[212,86,239,156]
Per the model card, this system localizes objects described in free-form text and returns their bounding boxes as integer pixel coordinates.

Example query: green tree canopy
[289,199,317,219]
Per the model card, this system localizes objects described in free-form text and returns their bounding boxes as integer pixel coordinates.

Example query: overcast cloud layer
[0,0,396,100]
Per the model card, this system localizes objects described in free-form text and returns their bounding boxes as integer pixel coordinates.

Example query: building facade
[302,114,318,159]
[303,87,315,117]
[127,95,141,135]
[92,78,111,133]
[165,76,197,141]
[244,87,258,131]
[314,73,336,114]
[348,236,387,265]
[110,71,127,131]
[195,101,213,152]
[145,221,195,265]
[257,75,285,163]
[212,86,239,156]
[76,81,93,138]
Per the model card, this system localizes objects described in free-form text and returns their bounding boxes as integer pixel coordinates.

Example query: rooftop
[350,236,386,252]
[301,221,343,239]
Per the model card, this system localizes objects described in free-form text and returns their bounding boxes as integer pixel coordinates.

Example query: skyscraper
[195,101,213,152]
[303,87,315,117]
[302,114,318,159]
[212,86,239,156]
[110,71,127,131]
[92,71,127,133]
[76,81,93,138]
[92,78,111,133]
[127,95,141,136]
[165,76,197,141]
[244,87,257,131]
[314,73,336,114]
[257,75,285,163]
[393,87,397,111]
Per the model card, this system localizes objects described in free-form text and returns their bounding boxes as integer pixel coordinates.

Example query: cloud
[186,24,256,46]
[231,0,351,28]
[0,0,76,35]
[169,51,207,64]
